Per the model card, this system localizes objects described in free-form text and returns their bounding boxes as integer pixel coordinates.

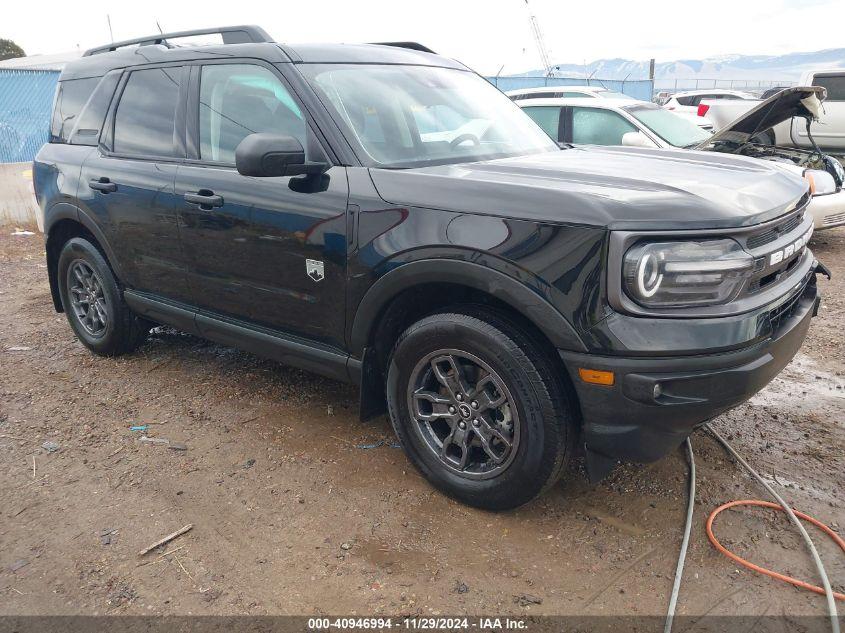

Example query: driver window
[571,107,637,145]
[199,64,306,164]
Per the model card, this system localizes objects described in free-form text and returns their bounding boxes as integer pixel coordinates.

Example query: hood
[696,86,826,149]
[368,147,809,231]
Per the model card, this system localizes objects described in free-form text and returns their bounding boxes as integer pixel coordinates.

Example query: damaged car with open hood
[698,86,845,230]
[518,87,845,230]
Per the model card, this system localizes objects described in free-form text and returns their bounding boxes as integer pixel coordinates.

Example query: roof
[0,51,81,71]
[671,89,754,97]
[506,85,614,95]
[61,25,466,80]
[515,97,650,109]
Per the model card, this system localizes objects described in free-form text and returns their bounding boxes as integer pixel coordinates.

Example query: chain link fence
[0,69,60,164]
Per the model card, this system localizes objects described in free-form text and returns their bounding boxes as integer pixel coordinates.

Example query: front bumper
[560,270,820,471]
[808,190,845,230]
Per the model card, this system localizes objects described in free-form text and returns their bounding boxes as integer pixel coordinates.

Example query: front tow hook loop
[814,260,832,280]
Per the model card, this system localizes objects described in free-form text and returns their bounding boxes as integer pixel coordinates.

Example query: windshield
[300,64,558,168]
[625,105,711,148]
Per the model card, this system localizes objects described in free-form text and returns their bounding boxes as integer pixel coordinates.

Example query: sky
[3,0,844,75]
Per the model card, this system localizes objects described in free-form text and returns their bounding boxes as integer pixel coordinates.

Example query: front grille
[748,255,801,293]
[768,273,812,332]
[746,212,803,249]
[823,211,845,227]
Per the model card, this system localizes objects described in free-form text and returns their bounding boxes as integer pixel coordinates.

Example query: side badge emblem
[306,259,325,282]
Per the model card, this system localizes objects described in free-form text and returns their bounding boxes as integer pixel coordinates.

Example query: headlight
[623,239,755,308]
[804,169,837,196]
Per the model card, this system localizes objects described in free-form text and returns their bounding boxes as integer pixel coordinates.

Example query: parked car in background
[663,89,756,128]
[698,87,845,229]
[517,97,712,148]
[702,71,845,152]
[519,92,845,230]
[506,86,632,101]
[795,70,845,150]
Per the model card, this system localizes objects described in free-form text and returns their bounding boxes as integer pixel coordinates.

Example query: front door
[176,62,349,348]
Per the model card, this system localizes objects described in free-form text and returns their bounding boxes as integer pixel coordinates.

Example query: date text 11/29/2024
[308,617,528,630]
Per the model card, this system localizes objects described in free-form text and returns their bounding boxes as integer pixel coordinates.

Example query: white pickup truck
[700,69,845,150]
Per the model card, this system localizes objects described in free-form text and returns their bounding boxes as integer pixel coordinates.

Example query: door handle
[89,177,117,193]
[184,190,224,208]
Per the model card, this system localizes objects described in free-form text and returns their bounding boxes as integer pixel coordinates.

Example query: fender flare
[348,258,587,357]
[45,202,127,282]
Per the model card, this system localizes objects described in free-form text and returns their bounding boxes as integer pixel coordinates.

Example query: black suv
[35,26,826,510]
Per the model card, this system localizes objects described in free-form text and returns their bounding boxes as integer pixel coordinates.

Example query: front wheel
[386,309,576,510]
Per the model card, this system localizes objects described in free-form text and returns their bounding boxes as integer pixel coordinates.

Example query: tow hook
[815,260,832,280]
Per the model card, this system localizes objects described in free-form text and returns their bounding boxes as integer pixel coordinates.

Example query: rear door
[792,72,845,150]
[77,64,191,302]
[176,61,349,348]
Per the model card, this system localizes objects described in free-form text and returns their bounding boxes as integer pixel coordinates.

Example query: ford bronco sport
[34,26,827,510]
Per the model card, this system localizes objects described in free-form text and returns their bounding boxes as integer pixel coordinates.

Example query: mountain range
[513,48,845,82]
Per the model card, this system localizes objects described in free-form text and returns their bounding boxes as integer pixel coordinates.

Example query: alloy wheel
[68,260,108,337]
[407,349,520,480]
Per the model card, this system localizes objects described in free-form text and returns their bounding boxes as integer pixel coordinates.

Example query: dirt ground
[0,225,843,621]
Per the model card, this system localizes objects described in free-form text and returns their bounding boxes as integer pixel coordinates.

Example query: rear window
[68,71,121,146]
[50,77,99,142]
[814,74,845,101]
[113,67,182,157]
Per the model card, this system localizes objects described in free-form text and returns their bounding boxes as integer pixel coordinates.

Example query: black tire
[386,308,576,510]
[57,237,148,356]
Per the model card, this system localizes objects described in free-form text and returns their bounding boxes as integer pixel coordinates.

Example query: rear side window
[522,106,561,140]
[814,74,845,101]
[68,71,121,146]
[571,107,637,145]
[674,96,695,106]
[50,77,99,142]
[113,67,182,157]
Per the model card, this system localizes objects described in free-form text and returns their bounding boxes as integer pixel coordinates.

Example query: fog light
[578,368,615,386]
[653,383,663,399]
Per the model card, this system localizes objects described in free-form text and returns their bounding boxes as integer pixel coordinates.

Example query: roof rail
[370,42,436,54]
[83,25,274,57]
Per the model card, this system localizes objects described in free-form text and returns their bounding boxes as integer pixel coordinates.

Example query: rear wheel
[386,308,576,510]
[57,237,148,356]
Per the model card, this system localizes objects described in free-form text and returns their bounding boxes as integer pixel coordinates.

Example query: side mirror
[234,133,327,177]
[622,131,657,148]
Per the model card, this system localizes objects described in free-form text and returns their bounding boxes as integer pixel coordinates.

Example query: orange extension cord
[706,499,845,601]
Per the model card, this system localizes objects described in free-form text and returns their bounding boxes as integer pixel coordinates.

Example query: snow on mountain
[513,48,845,81]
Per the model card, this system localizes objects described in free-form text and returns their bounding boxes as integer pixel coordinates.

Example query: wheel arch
[349,259,586,357]
[349,259,587,421]
[45,204,124,313]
